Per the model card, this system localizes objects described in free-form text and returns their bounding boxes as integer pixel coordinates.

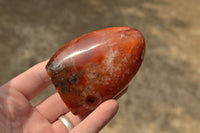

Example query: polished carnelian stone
[46,27,145,115]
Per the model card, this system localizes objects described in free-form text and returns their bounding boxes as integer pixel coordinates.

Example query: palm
[0,86,54,133]
[0,61,118,133]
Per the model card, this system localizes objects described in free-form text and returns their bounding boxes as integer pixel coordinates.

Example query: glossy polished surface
[46,27,145,115]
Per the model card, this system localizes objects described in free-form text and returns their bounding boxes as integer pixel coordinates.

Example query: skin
[0,61,119,133]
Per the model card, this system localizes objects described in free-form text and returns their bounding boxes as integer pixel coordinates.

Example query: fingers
[71,99,119,133]
[52,99,118,133]
[3,60,52,100]
[36,93,69,123]
[53,112,82,133]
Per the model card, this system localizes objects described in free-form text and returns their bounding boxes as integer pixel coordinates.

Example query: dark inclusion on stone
[66,73,79,84]
[86,95,96,105]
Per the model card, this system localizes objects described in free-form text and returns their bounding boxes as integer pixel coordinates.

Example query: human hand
[0,61,119,133]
